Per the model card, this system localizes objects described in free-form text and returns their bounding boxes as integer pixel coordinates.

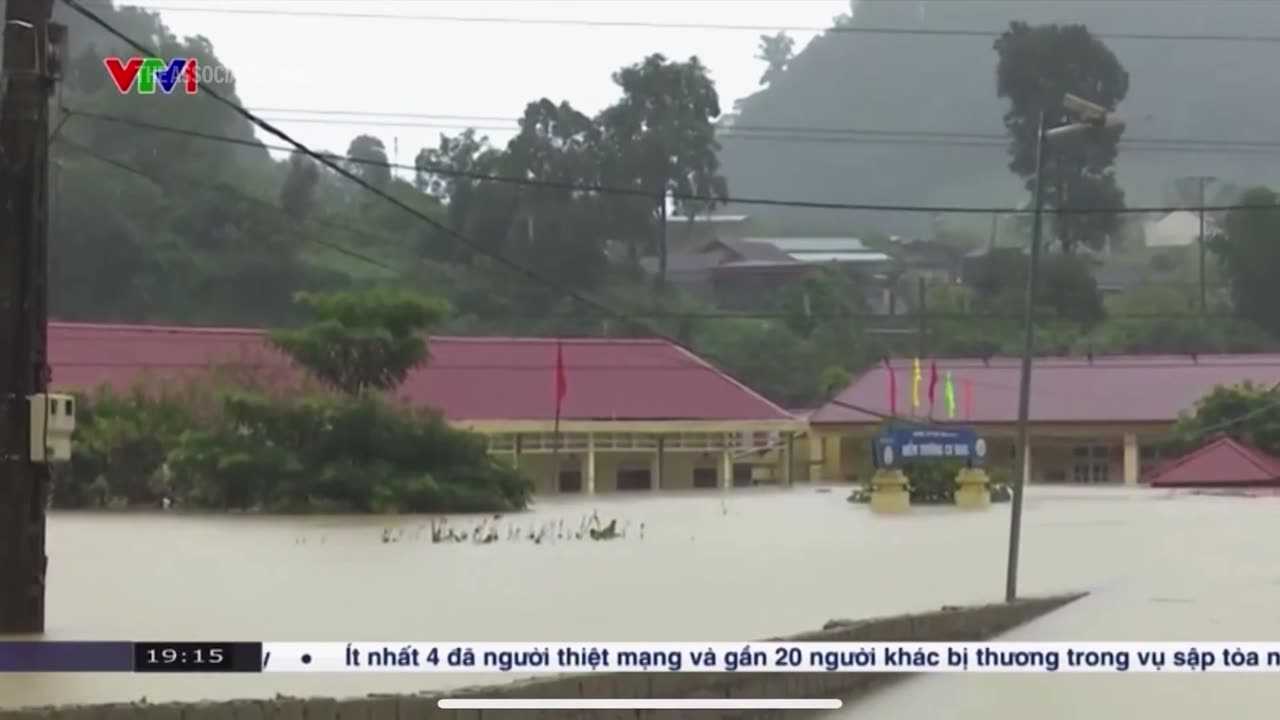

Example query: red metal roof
[810,355,1280,425]
[1145,436,1280,487]
[47,322,792,423]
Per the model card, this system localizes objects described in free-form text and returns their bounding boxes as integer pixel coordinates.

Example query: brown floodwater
[3,486,1279,714]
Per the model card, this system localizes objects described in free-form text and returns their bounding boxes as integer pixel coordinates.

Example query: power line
[137,6,1280,44]
[53,137,401,274]
[47,139,1244,326]
[64,108,1280,217]
[53,0,1276,433]
[244,114,1280,156]
[244,106,1280,148]
[43,358,1280,371]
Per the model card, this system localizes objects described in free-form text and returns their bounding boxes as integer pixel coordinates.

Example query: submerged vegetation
[52,291,532,514]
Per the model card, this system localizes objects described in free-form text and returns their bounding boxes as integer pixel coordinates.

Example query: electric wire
[56,131,1238,324]
[63,107,1280,217]
[243,109,1280,155]
[56,0,1279,431]
[136,6,1280,44]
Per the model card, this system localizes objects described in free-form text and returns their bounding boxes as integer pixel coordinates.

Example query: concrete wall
[4,593,1084,720]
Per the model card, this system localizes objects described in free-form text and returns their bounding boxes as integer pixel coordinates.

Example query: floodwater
[3,487,1280,714]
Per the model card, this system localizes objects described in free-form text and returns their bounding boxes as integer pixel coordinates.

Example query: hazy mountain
[719,0,1280,235]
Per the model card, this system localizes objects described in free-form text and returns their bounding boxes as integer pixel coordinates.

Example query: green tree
[965,249,1105,328]
[1173,382,1280,455]
[280,149,320,219]
[346,134,392,189]
[755,32,794,87]
[270,290,447,395]
[1215,186,1280,337]
[503,99,609,294]
[413,129,513,263]
[598,54,728,280]
[994,22,1129,254]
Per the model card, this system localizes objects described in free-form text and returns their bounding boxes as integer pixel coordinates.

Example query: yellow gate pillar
[821,434,842,482]
[954,467,990,509]
[869,468,911,514]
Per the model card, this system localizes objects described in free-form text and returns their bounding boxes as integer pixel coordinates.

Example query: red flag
[927,360,939,410]
[962,378,973,420]
[884,358,897,416]
[553,339,567,428]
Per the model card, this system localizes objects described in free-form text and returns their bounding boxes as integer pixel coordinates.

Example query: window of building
[733,464,753,487]
[558,470,582,493]
[1071,443,1111,484]
[615,468,652,491]
[692,467,717,488]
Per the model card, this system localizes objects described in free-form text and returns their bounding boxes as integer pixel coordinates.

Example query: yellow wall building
[415,337,804,494]
[804,355,1280,486]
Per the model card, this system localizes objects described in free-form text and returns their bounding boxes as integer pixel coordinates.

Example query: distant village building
[640,236,897,314]
[1142,210,1217,249]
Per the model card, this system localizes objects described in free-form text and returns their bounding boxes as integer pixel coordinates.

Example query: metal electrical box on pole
[0,0,63,635]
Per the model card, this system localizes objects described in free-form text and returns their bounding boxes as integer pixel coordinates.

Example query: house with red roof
[805,355,1280,486]
[48,322,803,495]
[1144,436,1280,488]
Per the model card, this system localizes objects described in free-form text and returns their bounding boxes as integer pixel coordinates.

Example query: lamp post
[1004,95,1124,603]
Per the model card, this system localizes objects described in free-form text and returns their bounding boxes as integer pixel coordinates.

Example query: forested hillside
[721,0,1280,234]
[27,1,1280,410]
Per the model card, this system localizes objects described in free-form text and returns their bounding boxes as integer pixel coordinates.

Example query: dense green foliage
[52,291,532,513]
[995,22,1129,254]
[39,2,1280,413]
[56,387,530,513]
[1172,382,1280,456]
[270,290,446,395]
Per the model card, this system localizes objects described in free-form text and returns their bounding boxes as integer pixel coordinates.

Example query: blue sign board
[871,427,986,469]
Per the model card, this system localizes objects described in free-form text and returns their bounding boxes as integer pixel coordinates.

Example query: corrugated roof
[1145,436,1280,487]
[711,238,797,264]
[48,322,794,423]
[810,355,1280,425]
[744,237,871,253]
[787,251,893,264]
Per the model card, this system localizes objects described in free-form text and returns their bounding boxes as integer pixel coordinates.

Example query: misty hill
[719,0,1280,235]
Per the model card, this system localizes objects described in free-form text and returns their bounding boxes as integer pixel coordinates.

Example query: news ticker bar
[0,641,1272,673]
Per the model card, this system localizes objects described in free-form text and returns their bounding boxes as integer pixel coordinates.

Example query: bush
[57,385,532,514]
[52,386,198,509]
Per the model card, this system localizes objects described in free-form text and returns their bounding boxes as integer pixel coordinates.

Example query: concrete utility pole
[1191,175,1216,314]
[1005,94,1123,604]
[0,0,61,634]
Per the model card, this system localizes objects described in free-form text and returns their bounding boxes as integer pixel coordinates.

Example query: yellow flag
[945,371,956,418]
[911,357,921,408]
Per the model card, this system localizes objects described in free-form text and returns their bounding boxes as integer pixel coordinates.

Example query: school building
[805,355,1280,486]
[47,322,804,495]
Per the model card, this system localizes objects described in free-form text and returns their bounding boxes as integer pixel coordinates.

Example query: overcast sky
[132,0,850,160]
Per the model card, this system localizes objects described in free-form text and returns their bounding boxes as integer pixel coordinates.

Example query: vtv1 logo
[103,57,198,95]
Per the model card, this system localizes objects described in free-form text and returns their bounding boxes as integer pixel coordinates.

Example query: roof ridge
[1226,436,1280,477]
[430,335,667,345]
[1145,435,1280,484]
[50,321,266,336]
[666,343,795,421]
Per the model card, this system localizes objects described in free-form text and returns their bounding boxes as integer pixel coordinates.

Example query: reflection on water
[3,487,1278,713]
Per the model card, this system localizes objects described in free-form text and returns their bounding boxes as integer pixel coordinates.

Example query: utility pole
[1193,176,1216,314]
[0,0,61,634]
[1005,95,1122,603]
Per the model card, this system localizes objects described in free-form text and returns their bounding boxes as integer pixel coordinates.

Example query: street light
[1004,96,1124,603]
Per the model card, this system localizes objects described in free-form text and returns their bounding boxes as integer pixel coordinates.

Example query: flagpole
[552,338,566,475]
